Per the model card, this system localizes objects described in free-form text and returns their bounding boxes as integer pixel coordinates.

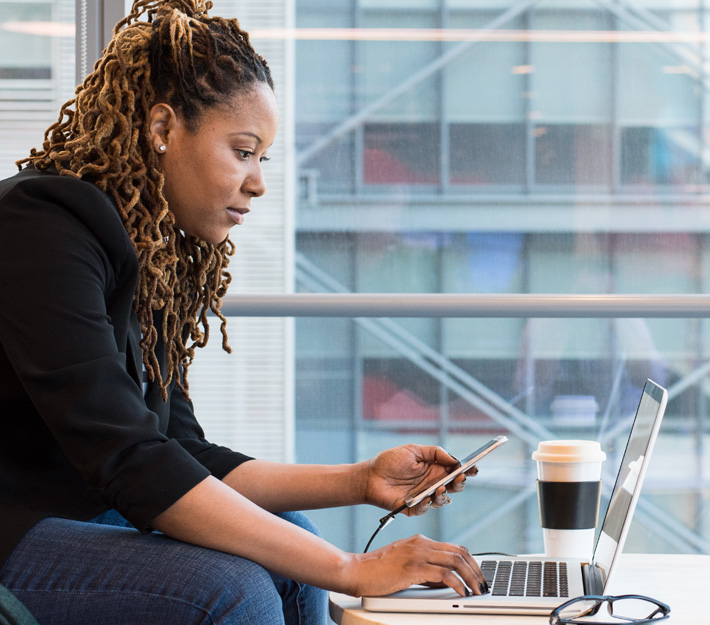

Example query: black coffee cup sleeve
[537,480,601,530]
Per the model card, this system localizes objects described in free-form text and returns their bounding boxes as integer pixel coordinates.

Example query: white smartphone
[404,435,508,508]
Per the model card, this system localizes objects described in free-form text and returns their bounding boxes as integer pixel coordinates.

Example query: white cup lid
[532,439,606,463]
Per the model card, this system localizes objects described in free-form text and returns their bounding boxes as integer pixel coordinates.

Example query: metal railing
[221,293,710,318]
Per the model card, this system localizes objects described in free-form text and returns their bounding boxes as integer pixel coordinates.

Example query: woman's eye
[236,150,270,163]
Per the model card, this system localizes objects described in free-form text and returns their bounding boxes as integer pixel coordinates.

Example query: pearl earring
[158,145,166,153]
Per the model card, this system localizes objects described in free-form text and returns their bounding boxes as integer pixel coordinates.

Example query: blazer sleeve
[166,383,254,479]
[0,173,214,530]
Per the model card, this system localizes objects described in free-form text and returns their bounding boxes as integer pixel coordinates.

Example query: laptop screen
[593,380,667,585]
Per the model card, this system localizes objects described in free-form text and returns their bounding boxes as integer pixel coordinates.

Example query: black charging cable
[363,502,408,553]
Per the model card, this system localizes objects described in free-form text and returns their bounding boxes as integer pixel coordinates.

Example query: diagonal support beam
[594,0,707,87]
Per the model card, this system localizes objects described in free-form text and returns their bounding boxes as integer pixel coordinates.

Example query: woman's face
[151,82,279,245]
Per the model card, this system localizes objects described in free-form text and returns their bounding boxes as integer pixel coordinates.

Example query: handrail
[220,293,710,317]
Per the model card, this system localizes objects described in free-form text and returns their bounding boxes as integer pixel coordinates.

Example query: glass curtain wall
[294,0,710,556]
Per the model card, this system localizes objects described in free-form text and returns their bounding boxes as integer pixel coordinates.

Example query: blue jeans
[0,510,328,625]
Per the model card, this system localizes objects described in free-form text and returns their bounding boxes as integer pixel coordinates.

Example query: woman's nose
[245,164,267,197]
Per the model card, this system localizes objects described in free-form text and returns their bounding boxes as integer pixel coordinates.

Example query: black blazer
[0,167,251,567]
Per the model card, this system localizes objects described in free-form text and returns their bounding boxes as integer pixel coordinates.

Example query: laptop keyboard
[480,560,569,598]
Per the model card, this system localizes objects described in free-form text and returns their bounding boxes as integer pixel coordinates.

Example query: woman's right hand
[341,534,488,598]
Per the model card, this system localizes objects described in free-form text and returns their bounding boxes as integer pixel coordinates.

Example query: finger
[465,464,479,477]
[417,541,486,595]
[439,568,471,597]
[432,486,452,507]
[421,580,448,589]
[415,562,471,597]
[459,545,485,589]
[426,557,484,597]
[442,544,486,595]
[407,498,432,516]
[447,474,467,493]
[416,445,459,469]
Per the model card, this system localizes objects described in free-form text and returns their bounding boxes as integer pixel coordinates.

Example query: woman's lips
[226,207,250,225]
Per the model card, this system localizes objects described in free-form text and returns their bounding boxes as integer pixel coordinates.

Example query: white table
[330,554,707,624]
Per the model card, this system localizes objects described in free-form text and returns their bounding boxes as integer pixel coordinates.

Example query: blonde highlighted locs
[17,0,273,399]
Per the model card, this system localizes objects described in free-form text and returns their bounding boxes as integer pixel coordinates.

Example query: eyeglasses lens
[556,597,604,622]
[608,597,664,622]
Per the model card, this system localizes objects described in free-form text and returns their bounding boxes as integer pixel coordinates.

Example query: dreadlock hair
[16,0,273,400]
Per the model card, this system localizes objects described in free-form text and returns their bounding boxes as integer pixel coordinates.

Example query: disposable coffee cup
[532,440,606,559]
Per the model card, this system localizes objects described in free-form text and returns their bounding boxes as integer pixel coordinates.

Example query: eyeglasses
[549,594,670,625]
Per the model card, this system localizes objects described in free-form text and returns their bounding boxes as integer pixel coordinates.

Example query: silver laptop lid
[592,379,667,591]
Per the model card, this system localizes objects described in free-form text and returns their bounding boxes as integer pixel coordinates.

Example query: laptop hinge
[582,563,605,595]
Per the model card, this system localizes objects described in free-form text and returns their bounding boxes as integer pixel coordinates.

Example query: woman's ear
[148,103,178,155]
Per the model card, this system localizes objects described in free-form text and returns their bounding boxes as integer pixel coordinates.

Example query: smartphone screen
[404,435,508,507]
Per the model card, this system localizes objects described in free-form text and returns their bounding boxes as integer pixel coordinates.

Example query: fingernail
[479,582,486,594]
[464,587,472,597]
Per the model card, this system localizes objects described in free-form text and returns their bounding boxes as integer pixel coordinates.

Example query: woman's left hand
[361,445,477,516]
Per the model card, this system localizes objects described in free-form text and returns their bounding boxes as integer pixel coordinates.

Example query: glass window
[449,123,526,186]
[296,2,353,124]
[442,233,525,359]
[443,12,527,124]
[293,1,710,558]
[621,126,700,186]
[360,9,439,121]
[531,10,613,188]
[618,9,701,188]
[532,10,612,124]
[0,0,75,180]
[298,124,356,194]
[535,123,612,186]
[0,2,53,78]
[363,122,440,185]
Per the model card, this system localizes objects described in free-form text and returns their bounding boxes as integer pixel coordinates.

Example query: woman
[0,1,486,623]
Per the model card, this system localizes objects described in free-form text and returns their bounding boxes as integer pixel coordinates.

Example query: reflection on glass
[450,123,525,186]
[535,124,612,187]
[621,126,700,186]
[363,123,440,185]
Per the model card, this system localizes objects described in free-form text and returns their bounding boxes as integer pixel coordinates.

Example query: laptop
[362,378,668,616]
